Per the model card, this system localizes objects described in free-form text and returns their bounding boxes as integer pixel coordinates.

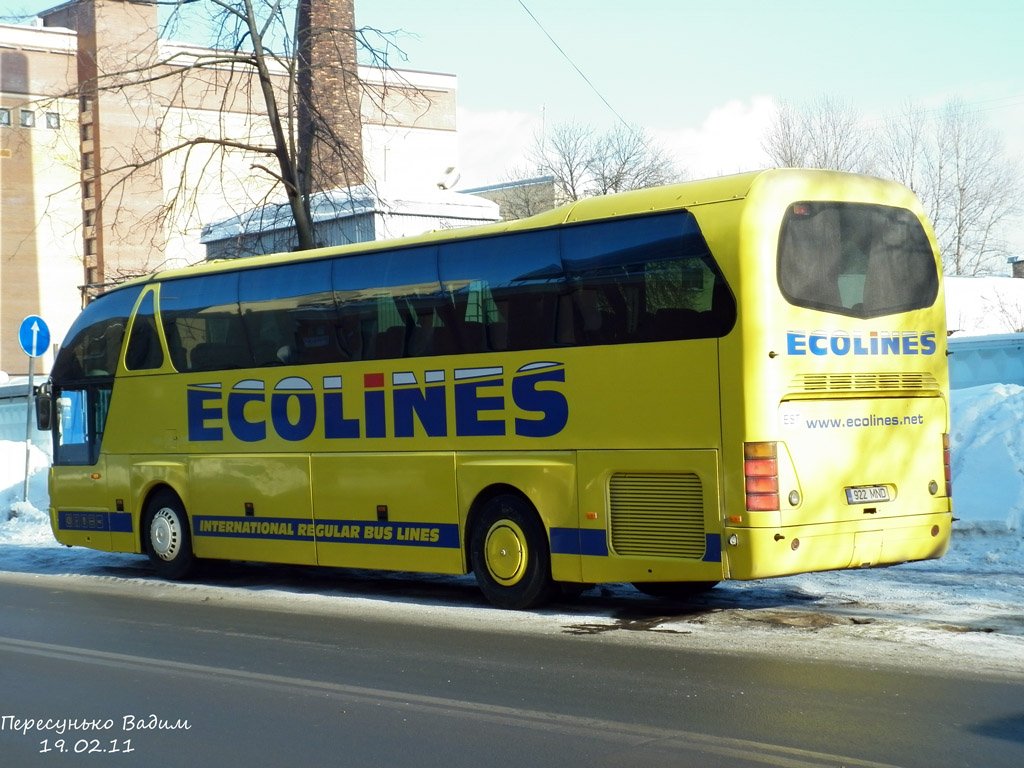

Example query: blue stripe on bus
[549,527,609,557]
[551,528,722,563]
[703,533,722,563]
[58,511,133,533]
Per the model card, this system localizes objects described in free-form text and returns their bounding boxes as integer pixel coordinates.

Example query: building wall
[0,0,458,376]
[0,22,82,377]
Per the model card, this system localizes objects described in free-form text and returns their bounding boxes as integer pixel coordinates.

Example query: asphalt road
[0,571,1021,768]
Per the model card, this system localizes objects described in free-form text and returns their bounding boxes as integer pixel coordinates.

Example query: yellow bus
[40,169,952,609]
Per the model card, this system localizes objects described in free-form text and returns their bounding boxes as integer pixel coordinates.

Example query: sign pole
[23,356,34,504]
[17,315,50,506]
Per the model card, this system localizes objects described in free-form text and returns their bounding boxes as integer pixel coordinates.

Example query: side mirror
[35,385,52,431]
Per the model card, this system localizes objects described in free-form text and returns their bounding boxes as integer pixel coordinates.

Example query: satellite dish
[437,166,461,190]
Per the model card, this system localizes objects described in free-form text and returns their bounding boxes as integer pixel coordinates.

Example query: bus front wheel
[143,490,196,580]
[470,494,554,610]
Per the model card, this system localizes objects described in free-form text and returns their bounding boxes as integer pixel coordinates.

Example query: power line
[515,0,632,132]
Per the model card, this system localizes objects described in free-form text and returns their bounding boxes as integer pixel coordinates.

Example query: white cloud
[454,107,541,189]
[455,97,781,190]
[658,96,778,180]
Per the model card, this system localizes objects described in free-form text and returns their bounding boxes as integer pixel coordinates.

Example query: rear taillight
[745,442,780,511]
[943,433,952,497]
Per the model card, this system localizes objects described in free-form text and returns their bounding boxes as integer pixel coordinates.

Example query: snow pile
[2,440,52,545]
[950,383,1024,530]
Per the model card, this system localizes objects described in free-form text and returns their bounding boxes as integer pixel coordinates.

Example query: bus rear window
[778,202,938,319]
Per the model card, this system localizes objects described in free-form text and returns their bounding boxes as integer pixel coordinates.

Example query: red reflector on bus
[746,493,781,511]
[745,476,779,494]
[791,203,811,216]
[744,458,778,477]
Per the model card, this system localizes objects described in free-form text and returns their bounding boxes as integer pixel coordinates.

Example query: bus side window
[440,231,562,353]
[161,272,253,372]
[561,212,733,345]
[240,259,343,366]
[124,292,164,371]
[51,285,143,383]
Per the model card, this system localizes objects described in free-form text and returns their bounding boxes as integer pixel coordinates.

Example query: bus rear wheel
[470,494,555,610]
[143,490,195,580]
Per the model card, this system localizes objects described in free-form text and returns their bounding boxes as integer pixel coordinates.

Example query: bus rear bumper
[723,511,953,580]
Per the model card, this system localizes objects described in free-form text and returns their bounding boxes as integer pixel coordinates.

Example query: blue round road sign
[19,315,50,358]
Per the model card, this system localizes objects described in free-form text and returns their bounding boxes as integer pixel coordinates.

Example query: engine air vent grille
[608,473,705,559]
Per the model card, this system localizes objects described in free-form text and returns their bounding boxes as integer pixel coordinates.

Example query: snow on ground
[1,384,1023,675]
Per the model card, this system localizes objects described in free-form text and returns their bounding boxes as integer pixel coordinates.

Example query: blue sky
[355,0,1024,185]
[6,0,1022,188]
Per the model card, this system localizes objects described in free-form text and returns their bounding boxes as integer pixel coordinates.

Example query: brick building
[0,0,458,375]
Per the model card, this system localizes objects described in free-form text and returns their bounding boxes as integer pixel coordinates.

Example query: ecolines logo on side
[186,361,568,443]
[787,330,937,357]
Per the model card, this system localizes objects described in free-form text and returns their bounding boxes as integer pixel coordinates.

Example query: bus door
[310,453,463,574]
[50,386,120,550]
[187,454,318,566]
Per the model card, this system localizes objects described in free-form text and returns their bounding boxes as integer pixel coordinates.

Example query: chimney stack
[297,0,365,195]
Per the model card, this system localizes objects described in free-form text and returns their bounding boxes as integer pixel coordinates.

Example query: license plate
[845,485,890,504]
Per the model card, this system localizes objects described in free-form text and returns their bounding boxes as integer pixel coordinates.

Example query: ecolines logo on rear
[187,361,568,443]
[787,330,937,357]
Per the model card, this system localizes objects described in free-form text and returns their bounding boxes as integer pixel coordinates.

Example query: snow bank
[950,383,1024,529]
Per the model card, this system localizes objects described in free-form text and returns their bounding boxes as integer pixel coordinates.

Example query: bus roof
[98,168,910,295]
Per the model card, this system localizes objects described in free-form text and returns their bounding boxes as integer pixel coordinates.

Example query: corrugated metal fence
[948,333,1024,389]
[0,381,50,453]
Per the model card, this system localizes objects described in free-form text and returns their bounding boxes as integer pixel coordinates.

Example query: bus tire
[143,490,196,580]
[470,494,555,610]
[632,581,719,600]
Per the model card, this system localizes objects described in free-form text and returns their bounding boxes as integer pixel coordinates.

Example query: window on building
[0,109,10,126]
[20,109,35,128]
[46,112,60,129]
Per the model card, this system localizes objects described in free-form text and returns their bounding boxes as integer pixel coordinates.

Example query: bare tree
[762,96,875,173]
[32,0,407,292]
[532,121,593,203]
[528,121,680,207]
[134,0,372,251]
[764,95,1022,276]
[587,124,679,196]
[881,100,1023,275]
[493,166,557,221]
[990,286,1024,333]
